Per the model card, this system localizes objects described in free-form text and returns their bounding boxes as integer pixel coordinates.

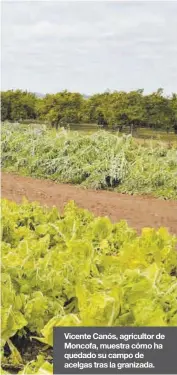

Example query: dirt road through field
[1,172,177,234]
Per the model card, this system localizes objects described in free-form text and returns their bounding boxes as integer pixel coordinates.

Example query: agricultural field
[2,172,177,235]
[1,0,177,370]
[1,199,177,374]
[1,122,177,374]
[2,123,177,199]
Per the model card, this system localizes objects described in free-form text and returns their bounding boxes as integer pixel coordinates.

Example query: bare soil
[1,172,177,234]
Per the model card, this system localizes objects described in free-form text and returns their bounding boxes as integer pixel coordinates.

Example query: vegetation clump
[2,123,177,199]
[1,199,177,373]
[1,89,177,133]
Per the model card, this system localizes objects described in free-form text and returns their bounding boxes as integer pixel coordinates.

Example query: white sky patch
[1,1,177,95]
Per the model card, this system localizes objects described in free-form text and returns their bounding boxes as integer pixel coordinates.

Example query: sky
[1,0,177,95]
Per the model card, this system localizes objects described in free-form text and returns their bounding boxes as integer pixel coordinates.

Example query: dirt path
[1,172,177,234]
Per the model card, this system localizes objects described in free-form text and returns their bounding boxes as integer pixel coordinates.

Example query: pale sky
[1,1,177,95]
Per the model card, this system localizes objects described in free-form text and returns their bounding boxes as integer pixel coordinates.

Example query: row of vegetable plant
[2,123,177,199]
[1,198,177,373]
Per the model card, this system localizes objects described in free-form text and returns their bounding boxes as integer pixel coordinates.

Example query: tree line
[1,88,177,133]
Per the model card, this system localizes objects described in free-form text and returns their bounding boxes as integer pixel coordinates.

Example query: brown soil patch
[1,172,177,235]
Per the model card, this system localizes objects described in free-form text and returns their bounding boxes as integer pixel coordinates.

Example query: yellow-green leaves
[1,198,177,366]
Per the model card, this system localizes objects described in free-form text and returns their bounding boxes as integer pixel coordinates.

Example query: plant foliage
[2,123,177,198]
[1,199,177,373]
[1,89,177,134]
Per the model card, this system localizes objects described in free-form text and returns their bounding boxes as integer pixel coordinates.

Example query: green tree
[38,91,84,128]
[1,90,37,122]
[144,90,174,132]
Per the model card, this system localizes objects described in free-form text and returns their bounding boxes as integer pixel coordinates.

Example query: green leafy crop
[2,123,177,199]
[1,198,177,373]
